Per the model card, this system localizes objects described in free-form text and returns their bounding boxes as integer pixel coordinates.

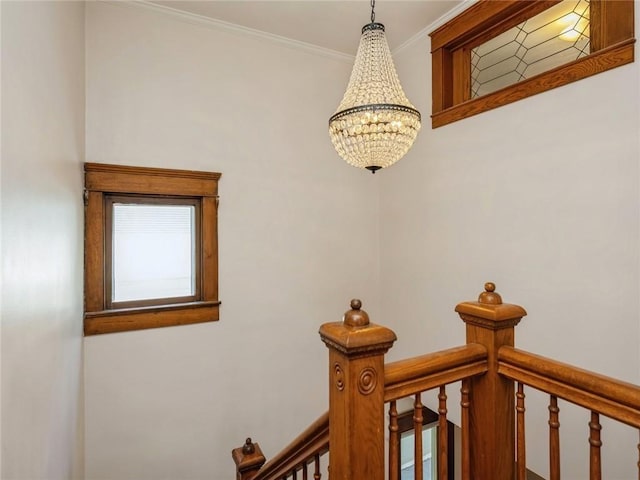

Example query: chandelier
[329,0,421,174]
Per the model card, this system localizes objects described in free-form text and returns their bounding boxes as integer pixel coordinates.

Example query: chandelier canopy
[329,0,421,174]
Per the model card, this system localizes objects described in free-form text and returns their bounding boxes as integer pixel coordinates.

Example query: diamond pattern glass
[471,0,590,98]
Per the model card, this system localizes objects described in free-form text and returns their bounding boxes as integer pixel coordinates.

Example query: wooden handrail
[499,346,640,428]
[236,343,489,480]
[235,286,640,480]
[252,412,329,480]
[384,343,488,401]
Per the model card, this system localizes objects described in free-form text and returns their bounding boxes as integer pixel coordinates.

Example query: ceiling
[149,1,465,55]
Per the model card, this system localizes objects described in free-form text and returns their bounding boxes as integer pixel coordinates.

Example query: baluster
[589,411,602,480]
[314,454,321,480]
[460,380,470,480]
[438,386,448,480]
[292,467,297,480]
[414,393,424,480]
[389,401,399,480]
[302,462,308,480]
[549,395,560,480]
[516,383,526,480]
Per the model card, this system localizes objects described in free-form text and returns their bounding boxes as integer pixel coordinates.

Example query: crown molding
[392,0,477,56]
[111,1,354,63]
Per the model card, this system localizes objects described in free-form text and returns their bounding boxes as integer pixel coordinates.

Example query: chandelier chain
[370,0,375,23]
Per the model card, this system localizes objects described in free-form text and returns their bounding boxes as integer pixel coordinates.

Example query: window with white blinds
[111,203,196,303]
[84,162,220,335]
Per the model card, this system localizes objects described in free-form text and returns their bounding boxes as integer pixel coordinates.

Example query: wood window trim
[430,0,636,128]
[84,163,221,335]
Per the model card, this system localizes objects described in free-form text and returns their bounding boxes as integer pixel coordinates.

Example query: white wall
[84,3,379,479]
[0,1,85,479]
[382,4,640,479]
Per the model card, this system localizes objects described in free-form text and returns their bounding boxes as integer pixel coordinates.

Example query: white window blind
[112,203,195,303]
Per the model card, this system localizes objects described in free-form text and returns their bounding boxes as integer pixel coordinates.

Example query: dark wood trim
[429,0,635,127]
[591,0,635,52]
[432,39,635,128]
[84,191,105,313]
[85,162,221,181]
[85,162,219,197]
[201,196,219,302]
[429,1,554,52]
[84,301,220,335]
[83,163,221,336]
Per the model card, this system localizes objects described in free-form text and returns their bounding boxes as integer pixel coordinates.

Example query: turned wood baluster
[589,411,602,480]
[414,393,424,480]
[302,462,308,480]
[314,454,321,480]
[516,383,526,480]
[389,401,399,480]
[438,386,448,480]
[549,395,560,480]
[456,283,527,480]
[460,380,470,480]
[319,300,396,480]
[292,468,297,480]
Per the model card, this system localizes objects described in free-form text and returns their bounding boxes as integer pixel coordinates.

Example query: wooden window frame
[84,163,221,335]
[430,0,635,128]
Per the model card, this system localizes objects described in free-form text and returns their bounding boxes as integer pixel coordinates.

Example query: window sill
[84,300,221,335]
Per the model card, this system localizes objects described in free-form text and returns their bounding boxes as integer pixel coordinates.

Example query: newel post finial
[232,437,265,480]
[343,298,370,327]
[319,300,396,480]
[478,282,502,304]
[455,282,527,480]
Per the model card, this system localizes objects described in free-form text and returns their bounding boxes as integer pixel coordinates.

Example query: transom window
[429,0,635,128]
[471,0,591,98]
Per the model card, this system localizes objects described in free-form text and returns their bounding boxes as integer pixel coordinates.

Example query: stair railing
[232,412,328,480]
[234,283,640,480]
[498,346,640,480]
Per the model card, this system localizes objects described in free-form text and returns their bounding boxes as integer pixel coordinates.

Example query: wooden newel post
[455,282,527,480]
[232,438,266,480]
[319,299,397,480]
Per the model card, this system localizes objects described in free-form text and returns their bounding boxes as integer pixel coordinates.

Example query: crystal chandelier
[329,0,421,174]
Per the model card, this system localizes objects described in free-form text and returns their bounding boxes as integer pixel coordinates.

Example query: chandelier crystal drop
[329,3,421,174]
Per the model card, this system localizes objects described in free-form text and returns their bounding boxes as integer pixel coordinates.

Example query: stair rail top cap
[455,282,527,324]
[319,299,397,355]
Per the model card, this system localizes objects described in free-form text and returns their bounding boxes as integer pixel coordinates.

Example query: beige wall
[381,4,640,479]
[84,3,379,479]
[3,1,638,478]
[1,1,85,479]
